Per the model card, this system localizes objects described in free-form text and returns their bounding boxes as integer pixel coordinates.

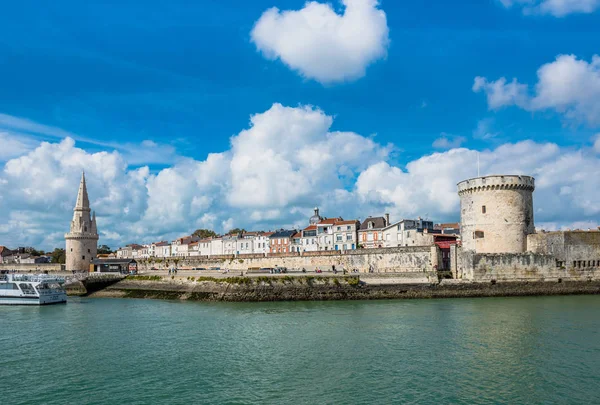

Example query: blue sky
[1,0,599,249]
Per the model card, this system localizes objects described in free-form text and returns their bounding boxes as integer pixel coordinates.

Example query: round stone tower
[457,175,535,254]
[65,172,98,271]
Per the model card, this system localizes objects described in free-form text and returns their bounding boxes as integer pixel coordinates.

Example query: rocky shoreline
[84,276,600,302]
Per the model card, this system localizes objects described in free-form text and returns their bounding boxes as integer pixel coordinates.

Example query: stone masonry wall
[527,231,600,269]
[456,248,600,282]
[0,263,63,272]
[138,246,434,274]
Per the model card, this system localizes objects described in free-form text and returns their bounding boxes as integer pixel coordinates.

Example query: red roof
[335,220,358,225]
[291,232,302,239]
[303,225,317,231]
[318,218,341,225]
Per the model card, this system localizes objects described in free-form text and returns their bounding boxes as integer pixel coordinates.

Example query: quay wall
[137,246,435,274]
[457,250,600,282]
[0,263,63,272]
[90,276,600,302]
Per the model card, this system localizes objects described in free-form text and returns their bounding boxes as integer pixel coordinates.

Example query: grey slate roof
[269,230,297,239]
[359,217,387,231]
[92,258,137,265]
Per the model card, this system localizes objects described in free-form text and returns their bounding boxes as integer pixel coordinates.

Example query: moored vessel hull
[0,274,68,305]
[0,295,67,305]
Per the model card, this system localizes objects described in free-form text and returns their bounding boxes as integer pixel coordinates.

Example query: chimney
[385,213,390,226]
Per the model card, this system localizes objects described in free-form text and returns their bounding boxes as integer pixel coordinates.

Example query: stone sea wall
[457,250,600,282]
[137,246,435,273]
[89,276,600,302]
[0,263,63,272]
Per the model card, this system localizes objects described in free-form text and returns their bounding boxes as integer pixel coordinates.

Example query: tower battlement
[458,175,535,195]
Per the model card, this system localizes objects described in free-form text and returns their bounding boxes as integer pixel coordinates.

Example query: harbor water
[2,296,600,404]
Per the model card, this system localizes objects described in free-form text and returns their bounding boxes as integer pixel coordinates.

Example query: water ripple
[1,296,600,404]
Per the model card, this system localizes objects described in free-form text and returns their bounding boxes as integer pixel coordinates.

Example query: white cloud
[473,118,500,140]
[250,0,390,84]
[228,103,390,208]
[1,107,599,251]
[474,55,600,127]
[498,0,600,17]
[355,140,600,225]
[593,133,600,153]
[0,132,37,160]
[473,76,529,110]
[432,134,467,149]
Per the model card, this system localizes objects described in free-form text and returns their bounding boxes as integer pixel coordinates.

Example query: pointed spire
[75,171,90,211]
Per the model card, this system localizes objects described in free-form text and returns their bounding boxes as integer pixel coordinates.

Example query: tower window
[88,249,90,253]
[482,206,487,214]
[474,230,485,239]
[82,256,85,260]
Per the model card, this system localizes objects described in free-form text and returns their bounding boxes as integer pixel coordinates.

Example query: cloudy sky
[1,0,599,250]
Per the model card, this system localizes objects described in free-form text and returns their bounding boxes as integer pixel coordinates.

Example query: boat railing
[10,274,65,283]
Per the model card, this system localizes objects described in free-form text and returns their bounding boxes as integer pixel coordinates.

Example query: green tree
[50,248,66,264]
[228,228,247,235]
[192,229,217,239]
[97,244,113,254]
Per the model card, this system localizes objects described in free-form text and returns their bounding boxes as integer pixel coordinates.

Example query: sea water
[2,296,600,404]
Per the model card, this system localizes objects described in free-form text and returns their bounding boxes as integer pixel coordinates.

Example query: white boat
[0,273,68,305]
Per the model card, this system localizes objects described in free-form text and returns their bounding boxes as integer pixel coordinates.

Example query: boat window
[19,283,37,294]
[0,283,19,290]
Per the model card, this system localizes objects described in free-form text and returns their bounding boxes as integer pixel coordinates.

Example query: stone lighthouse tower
[65,172,98,271]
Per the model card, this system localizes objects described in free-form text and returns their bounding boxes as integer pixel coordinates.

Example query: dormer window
[368,221,374,229]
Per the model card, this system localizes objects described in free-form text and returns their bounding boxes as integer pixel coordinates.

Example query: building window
[482,206,487,214]
[82,256,85,260]
[88,249,91,253]
[337,227,341,231]
[346,233,352,241]
[347,226,351,230]
[474,230,485,239]
[368,222,374,229]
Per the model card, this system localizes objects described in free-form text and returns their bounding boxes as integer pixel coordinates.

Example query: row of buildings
[0,246,53,264]
[115,208,460,259]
